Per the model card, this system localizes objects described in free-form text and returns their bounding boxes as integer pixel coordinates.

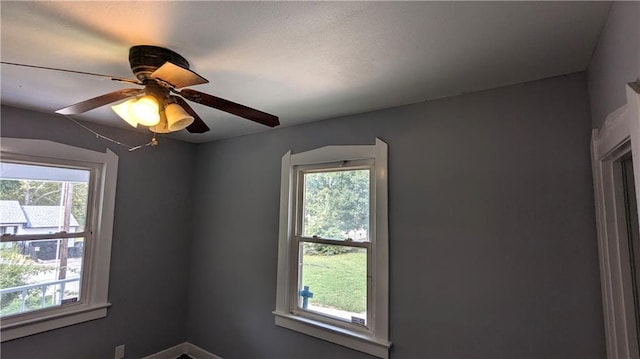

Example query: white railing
[0,277,79,314]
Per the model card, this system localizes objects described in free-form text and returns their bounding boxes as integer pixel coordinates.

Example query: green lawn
[300,250,367,314]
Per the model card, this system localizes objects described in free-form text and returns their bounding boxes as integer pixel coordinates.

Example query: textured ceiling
[1,1,610,143]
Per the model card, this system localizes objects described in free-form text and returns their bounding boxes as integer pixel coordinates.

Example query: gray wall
[187,73,605,358]
[0,74,605,359]
[0,107,196,359]
[588,1,640,129]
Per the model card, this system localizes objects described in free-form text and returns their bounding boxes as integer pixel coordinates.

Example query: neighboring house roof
[21,206,79,228]
[0,200,27,225]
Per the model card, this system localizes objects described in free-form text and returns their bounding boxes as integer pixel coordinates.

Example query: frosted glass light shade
[111,99,138,128]
[165,103,194,131]
[130,95,160,126]
[111,96,160,127]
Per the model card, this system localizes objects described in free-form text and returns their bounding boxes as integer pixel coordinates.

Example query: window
[0,138,118,341]
[274,139,390,358]
[621,155,640,349]
[592,82,640,357]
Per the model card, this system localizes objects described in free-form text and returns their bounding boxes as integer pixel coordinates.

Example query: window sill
[1,302,111,342]
[273,311,391,359]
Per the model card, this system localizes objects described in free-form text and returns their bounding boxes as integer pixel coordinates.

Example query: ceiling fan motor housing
[129,45,191,82]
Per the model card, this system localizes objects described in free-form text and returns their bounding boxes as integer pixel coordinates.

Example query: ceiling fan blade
[1,61,141,85]
[56,88,144,115]
[150,62,208,89]
[179,89,279,127]
[174,97,210,133]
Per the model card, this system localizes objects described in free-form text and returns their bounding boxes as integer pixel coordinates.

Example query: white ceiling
[1,1,610,143]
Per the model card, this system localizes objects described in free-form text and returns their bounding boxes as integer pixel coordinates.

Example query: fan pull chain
[62,115,158,152]
[128,135,159,152]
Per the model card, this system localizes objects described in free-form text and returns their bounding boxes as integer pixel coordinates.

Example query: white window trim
[273,138,391,358]
[591,82,640,359]
[0,138,118,341]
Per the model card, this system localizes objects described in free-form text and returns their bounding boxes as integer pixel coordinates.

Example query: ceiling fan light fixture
[111,99,138,128]
[165,103,194,131]
[130,95,160,126]
[111,95,161,127]
[149,109,171,134]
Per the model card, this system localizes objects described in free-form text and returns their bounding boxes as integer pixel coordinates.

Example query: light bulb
[112,99,138,128]
[130,95,160,126]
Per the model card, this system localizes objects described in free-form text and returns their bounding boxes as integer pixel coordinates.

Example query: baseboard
[142,342,222,359]
[185,342,222,359]
[141,343,186,359]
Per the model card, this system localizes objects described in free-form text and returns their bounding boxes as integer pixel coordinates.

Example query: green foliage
[0,244,48,308]
[0,180,22,201]
[1,292,56,316]
[0,180,60,205]
[304,243,350,256]
[0,179,88,226]
[303,169,369,241]
[301,251,367,314]
[70,184,88,226]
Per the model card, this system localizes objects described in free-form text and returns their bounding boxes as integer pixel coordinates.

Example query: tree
[0,180,22,201]
[70,183,88,226]
[0,179,88,226]
[0,179,60,205]
[0,244,46,308]
[303,169,370,255]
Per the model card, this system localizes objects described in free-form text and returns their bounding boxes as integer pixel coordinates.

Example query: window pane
[0,239,83,317]
[621,156,640,344]
[298,242,367,325]
[302,169,370,241]
[1,162,90,233]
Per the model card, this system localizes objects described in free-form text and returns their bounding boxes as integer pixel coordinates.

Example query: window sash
[294,161,375,242]
[0,155,100,319]
[1,236,88,318]
[0,155,99,242]
[1,231,91,242]
[295,235,371,248]
[0,235,90,316]
[290,161,375,331]
[292,237,371,329]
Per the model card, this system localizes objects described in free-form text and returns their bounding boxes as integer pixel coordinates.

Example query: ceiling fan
[1,45,280,134]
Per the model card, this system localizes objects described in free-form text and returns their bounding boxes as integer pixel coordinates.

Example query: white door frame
[592,82,640,359]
